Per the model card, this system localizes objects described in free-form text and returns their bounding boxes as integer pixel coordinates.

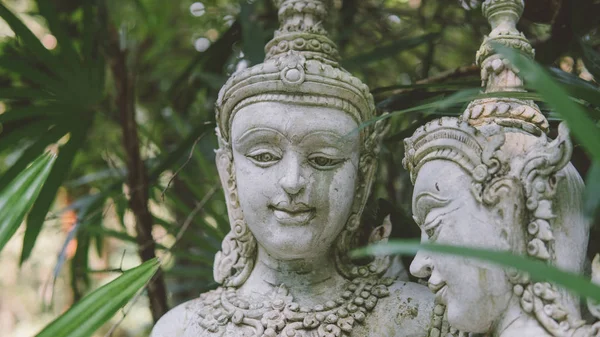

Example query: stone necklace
[194,276,394,337]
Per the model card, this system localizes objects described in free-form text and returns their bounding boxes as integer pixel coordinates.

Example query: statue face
[229,102,360,260]
[409,161,513,333]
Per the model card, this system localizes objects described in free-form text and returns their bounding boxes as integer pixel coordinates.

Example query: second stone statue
[151,0,437,336]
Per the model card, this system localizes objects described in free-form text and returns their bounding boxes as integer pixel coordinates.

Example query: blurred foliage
[0,0,599,335]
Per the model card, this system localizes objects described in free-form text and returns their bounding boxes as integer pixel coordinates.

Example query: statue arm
[150,300,202,337]
[367,280,435,337]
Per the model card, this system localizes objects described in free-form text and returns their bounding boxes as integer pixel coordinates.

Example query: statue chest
[191,277,394,337]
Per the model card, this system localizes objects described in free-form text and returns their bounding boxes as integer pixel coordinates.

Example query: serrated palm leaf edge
[36,258,160,337]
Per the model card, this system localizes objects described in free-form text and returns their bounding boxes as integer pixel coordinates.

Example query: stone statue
[152,1,437,336]
[403,0,600,336]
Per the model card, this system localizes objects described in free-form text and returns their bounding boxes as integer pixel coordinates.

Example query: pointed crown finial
[463,0,548,134]
[265,0,339,63]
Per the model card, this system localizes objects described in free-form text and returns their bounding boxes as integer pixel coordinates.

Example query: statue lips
[429,281,448,305]
[270,201,315,226]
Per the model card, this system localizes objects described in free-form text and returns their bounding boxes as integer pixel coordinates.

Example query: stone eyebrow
[297,130,354,149]
[234,127,286,144]
[414,192,450,224]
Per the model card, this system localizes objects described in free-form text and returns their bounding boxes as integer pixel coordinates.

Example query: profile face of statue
[409,160,514,333]
[229,101,360,260]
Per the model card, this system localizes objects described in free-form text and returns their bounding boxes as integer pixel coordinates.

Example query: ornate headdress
[404,1,599,336]
[213,0,388,287]
[215,0,378,144]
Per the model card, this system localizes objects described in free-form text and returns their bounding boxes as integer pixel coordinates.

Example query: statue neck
[494,294,551,337]
[238,245,347,306]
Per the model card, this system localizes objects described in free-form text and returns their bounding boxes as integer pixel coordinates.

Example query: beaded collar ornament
[193,277,394,337]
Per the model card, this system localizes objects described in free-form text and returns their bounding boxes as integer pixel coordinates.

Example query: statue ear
[483,177,526,251]
[215,148,243,221]
[215,149,232,195]
[519,122,573,198]
[368,215,392,244]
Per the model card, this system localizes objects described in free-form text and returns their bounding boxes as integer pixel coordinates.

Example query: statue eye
[254,153,275,162]
[423,217,442,240]
[308,155,344,169]
[247,151,280,166]
[425,228,436,239]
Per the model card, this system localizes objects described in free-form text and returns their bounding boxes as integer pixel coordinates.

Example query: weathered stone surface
[404,1,600,336]
[151,1,437,336]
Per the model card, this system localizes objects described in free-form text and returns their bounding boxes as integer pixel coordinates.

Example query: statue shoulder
[364,279,435,337]
[151,288,224,337]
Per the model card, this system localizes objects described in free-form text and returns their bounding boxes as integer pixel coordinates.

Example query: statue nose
[278,155,307,196]
[410,251,433,278]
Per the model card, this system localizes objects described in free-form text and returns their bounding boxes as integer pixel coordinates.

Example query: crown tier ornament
[216,0,375,144]
[465,0,549,134]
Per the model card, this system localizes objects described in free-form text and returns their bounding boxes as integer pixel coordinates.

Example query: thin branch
[373,64,479,98]
[171,183,219,249]
[140,182,220,253]
[160,135,203,201]
[105,22,168,322]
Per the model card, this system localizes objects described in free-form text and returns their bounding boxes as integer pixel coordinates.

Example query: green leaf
[372,80,479,95]
[584,161,600,219]
[548,68,600,108]
[0,105,62,125]
[21,118,93,263]
[35,0,80,66]
[64,168,126,188]
[343,33,440,70]
[0,88,53,100]
[363,88,480,130]
[239,3,266,65]
[36,258,160,337]
[0,124,68,191]
[580,40,600,80]
[0,3,59,71]
[113,196,128,229]
[0,54,61,89]
[0,120,52,155]
[494,43,600,161]
[163,190,223,240]
[0,152,56,252]
[352,240,600,302]
[71,225,91,300]
[148,122,213,181]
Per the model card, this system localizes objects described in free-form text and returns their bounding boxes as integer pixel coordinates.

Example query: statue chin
[253,232,327,261]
